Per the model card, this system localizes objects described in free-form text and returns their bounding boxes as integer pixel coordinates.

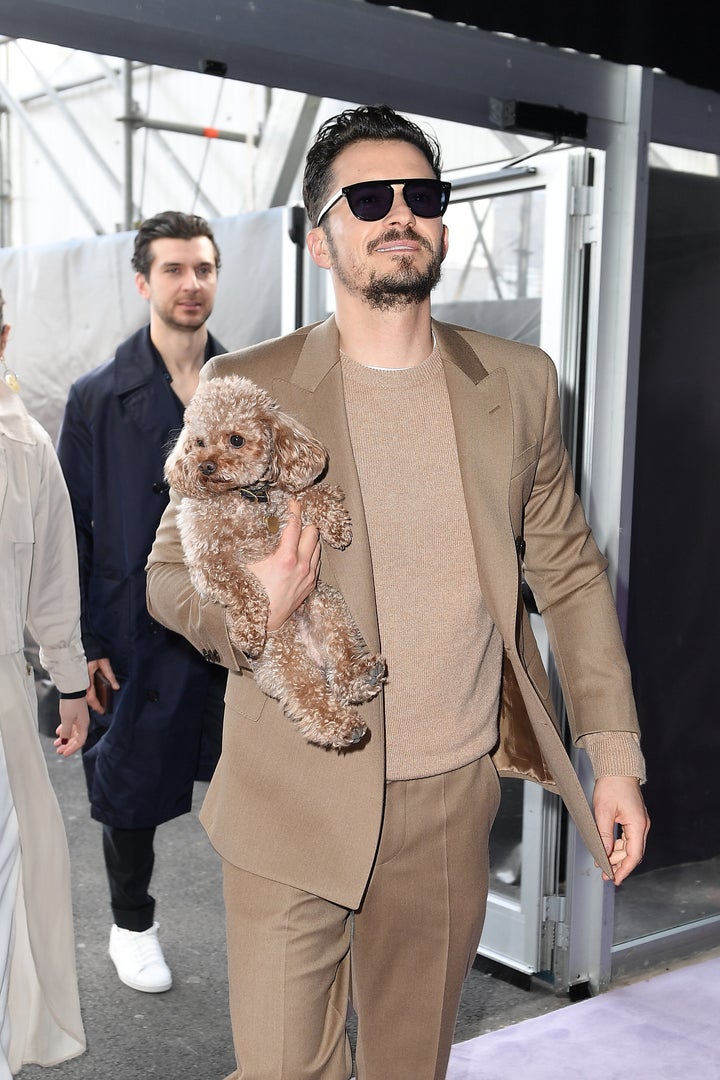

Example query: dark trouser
[102,665,226,931]
[103,824,157,931]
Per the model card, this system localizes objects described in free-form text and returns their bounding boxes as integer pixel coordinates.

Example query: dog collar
[237,482,270,503]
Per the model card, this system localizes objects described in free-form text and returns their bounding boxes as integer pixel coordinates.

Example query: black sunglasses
[316,178,452,226]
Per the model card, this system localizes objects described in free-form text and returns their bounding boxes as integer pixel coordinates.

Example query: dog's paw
[329,718,368,750]
[335,653,387,704]
[302,486,353,549]
[319,507,353,550]
[297,710,368,750]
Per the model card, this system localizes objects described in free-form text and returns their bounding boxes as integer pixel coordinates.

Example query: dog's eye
[195,438,205,448]
[229,434,245,448]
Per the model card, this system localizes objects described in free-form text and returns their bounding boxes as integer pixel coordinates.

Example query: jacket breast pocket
[510,442,538,481]
[226,671,268,723]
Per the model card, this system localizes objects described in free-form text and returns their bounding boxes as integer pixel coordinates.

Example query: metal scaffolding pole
[13,40,140,221]
[95,55,221,219]
[123,59,134,229]
[0,77,105,235]
[126,116,258,144]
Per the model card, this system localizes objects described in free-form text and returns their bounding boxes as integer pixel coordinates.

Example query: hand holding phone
[93,669,114,715]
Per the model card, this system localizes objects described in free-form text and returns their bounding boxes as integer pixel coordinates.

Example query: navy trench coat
[57,326,227,829]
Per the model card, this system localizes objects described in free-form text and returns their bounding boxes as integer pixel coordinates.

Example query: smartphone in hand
[93,669,114,715]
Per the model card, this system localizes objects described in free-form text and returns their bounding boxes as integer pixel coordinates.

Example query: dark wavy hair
[131,210,221,278]
[303,105,443,228]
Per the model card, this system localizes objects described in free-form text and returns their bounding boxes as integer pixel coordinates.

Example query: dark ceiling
[366,0,718,96]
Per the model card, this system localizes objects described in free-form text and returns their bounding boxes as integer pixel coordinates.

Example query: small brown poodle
[165,374,386,749]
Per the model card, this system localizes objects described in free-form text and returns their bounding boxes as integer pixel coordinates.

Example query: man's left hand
[593,776,651,885]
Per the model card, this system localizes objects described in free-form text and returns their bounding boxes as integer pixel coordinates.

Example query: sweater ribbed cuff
[578,731,646,784]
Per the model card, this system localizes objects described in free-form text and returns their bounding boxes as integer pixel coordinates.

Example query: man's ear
[306,227,332,270]
[135,270,151,300]
[440,223,449,263]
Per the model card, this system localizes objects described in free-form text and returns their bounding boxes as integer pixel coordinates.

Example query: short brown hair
[131,211,221,278]
[303,105,443,228]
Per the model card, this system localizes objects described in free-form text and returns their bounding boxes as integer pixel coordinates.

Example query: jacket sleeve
[56,382,104,660]
[25,429,89,694]
[521,355,640,743]
[146,487,248,672]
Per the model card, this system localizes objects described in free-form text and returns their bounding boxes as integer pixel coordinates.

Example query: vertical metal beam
[0,110,9,246]
[589,66,653,610]
[253,91,321,210]
[123,59,134,229]
[563,65,654,996]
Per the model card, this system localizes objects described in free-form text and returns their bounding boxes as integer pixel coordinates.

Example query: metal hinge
[543,893,570,949]
[570,185,598,242]
[570,185,593,216]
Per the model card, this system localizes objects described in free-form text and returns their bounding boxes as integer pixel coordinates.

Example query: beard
[328,228,444,311]
[155,299,212,334]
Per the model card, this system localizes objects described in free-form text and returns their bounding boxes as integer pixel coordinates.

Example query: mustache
[367,228,434,255]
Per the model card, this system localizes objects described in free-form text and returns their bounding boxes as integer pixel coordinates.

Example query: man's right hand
[248,499,321,631]
[86,657,120,715]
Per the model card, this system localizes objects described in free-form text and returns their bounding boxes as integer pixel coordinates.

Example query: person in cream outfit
[0,293,88,1078]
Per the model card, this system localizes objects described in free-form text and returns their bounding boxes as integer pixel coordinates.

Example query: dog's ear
[164,427,193,495]
[268,409,328,491]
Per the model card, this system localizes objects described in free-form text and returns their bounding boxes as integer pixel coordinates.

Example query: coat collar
[113,326,161,396]
[113,325,226,396]
[113,325,227,435]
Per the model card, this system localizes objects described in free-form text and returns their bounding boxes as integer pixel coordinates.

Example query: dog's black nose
[199,461,217,476]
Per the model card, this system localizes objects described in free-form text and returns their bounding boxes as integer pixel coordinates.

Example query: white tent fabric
[0,209,286,441]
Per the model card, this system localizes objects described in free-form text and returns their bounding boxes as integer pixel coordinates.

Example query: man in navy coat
[57,211,228,993]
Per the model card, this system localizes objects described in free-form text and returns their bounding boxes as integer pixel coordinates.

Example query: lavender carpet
[446,956,720,1079]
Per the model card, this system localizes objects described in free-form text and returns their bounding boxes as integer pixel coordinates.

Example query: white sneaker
[108,921,172,993]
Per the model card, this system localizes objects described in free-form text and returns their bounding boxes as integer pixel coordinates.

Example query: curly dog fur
[166,374,386,749]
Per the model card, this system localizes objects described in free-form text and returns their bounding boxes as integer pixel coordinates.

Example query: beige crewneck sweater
[342,347,503,780]
[340,346,646,784]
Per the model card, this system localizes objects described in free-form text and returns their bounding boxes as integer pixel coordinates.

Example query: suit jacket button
[515,536,526,558]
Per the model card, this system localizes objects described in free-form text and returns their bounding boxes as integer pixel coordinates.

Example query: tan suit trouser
[222,754,500,1080]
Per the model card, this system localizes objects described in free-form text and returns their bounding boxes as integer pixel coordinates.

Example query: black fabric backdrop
[366,1,719,95]
[627,167,720,872]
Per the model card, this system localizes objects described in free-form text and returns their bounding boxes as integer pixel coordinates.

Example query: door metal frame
[443,149,601,978]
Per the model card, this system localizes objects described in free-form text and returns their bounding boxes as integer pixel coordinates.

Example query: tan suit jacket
[146,316,639,908]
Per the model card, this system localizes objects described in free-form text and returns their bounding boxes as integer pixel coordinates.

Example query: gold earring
[0,354,20,392]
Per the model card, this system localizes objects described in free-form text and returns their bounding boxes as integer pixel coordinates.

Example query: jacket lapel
[437,324,519,643]
[271,319,381,653]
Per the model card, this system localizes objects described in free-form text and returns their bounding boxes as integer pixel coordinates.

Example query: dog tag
[266,514,280,535]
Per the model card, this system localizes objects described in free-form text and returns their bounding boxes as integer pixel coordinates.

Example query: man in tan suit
[146,105,650,1080]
